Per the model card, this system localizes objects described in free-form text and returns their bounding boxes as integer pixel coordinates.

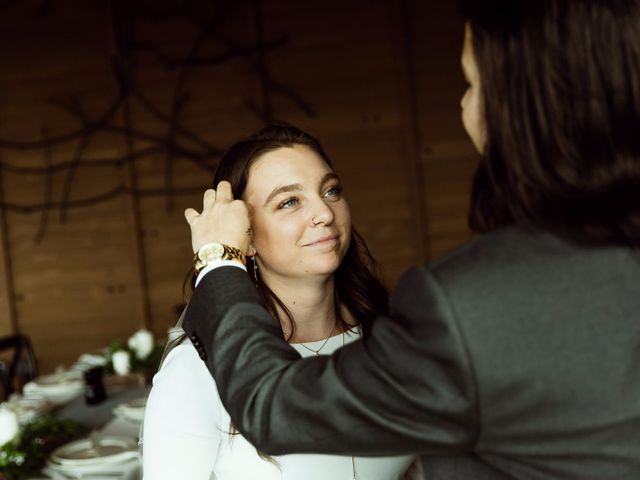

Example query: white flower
[112,350,131,375]
[127,329,155,360]
[0,405,19,446]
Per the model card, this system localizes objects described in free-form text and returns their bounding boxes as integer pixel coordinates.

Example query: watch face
[199,243,225,262]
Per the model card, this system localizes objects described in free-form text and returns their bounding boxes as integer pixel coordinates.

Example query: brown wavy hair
[462,0,640,246]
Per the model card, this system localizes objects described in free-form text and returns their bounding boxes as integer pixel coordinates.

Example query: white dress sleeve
[142,341,223,480]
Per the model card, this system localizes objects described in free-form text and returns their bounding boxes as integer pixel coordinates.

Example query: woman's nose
[310,198,334,226]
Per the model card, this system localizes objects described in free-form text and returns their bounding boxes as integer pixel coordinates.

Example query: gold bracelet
[194,242,245,273]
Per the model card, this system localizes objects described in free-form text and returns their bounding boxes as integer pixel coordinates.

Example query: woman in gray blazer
[180,0,640,478]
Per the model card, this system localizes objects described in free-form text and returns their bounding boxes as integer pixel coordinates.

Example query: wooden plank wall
[409,1,478,258]
[0,0,476,373]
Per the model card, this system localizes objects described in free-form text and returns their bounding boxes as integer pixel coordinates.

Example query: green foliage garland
[0,414,86,480]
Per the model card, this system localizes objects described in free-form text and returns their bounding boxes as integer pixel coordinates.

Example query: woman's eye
[279,197,299,209]
[323,185,342,198]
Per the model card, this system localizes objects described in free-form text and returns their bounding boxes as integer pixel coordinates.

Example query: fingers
[186,183,250,255]
[201,182,232,214]
[188,182,233,224]
[215,181,233,201]
[184,208,199,224]
[202,188,216,210]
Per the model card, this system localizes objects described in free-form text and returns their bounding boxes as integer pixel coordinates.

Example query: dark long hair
[210,123,388,338]
[462,0,640,246]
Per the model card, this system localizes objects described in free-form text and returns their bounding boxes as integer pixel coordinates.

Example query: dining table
[27,380,151,480]
[57,384,150,433]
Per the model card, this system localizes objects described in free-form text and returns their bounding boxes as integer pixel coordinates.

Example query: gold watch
[194,242,245,273]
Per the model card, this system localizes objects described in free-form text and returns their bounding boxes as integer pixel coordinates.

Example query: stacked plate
[6,394,52,424]
[113,397,147,423]
[71,353,109,372]
[46,435,140,479]
[23,371,84,405]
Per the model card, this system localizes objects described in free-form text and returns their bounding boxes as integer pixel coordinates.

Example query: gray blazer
[181,224,640,479]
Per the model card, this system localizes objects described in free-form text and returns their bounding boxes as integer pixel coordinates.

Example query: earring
[251,256,259,286]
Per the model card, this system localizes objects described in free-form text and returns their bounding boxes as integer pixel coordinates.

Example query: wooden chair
[0,334,39,400]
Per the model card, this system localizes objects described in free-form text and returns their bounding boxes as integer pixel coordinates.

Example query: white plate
[113,397,146,422]
[23,380,83,405]
[50,435,138,467]
[7,395,52,424]
[121,397,146,409]
[35,371,83,386]
[23,371,84,404]
[45,455,140,476]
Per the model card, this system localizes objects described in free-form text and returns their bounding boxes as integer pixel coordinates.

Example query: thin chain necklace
[298,326,358,479]
[296,323,338,355]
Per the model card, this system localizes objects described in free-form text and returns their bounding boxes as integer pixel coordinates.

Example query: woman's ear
[248,245,257,256]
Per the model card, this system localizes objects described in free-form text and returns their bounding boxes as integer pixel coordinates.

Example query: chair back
[0,334,39,400]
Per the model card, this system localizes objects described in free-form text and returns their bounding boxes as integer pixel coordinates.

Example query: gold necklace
[297,327,358,479]
[297,323,337,355]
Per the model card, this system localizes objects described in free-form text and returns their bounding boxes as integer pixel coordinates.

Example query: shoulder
[416,224,585,289]
[391,224,584,315]
[394,223,637,332]
[430,224,551,271]
[145,340,222,430]
[154,340,215,387]
[426,223,630,288]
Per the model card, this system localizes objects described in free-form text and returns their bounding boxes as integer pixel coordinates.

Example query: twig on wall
[163,28,207,213]
[121,85,153,330]
[0,0,314,238]
[34,126,52,243]
[0,147,185,174]
[135,36,289,69]
[59,133,93,222]
[0,93,124,150]
[131,89,217,152]
[0,185,207,214]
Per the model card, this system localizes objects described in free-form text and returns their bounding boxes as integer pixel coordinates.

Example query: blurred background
[0,0,475,373]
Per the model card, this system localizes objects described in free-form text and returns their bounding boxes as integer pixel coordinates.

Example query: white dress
[142,328,421,480]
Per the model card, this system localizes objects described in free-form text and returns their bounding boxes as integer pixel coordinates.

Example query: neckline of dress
[290,325,361,348]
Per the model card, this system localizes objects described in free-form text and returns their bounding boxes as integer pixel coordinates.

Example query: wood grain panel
[408,0,477,261]
[0,0,475,372]
[0,164,16,337]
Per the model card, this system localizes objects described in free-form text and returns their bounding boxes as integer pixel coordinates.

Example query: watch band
[194,243,245,274]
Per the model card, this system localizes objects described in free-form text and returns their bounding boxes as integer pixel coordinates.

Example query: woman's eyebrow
[264,184,302,206]
[321,172,340,184]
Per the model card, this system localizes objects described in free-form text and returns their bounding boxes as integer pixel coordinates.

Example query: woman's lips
[304,235,338,247]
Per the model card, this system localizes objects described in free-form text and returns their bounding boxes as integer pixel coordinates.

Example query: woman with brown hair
[142,124,421,479]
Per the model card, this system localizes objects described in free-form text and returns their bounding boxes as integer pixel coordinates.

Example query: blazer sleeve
[181,265,479,456]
